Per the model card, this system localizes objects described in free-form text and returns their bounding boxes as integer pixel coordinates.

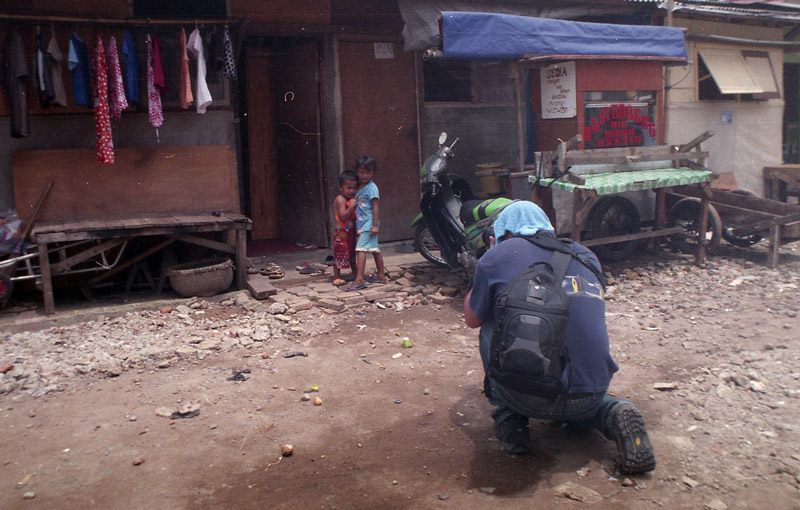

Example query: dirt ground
[1,243,799,510]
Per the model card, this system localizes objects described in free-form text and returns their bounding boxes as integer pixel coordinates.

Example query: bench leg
[696,195,709,267]
[767,223,780,269]
[235,229,247,289]
[38,242,55,315]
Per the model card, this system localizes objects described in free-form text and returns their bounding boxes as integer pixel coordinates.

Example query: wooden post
[513,61,526,174]
[38,242,54,315]
[696,193,709,266]
[571,189,583,241]
[236,228,248,289]
[652,188,667,252]
[767,222,780,268]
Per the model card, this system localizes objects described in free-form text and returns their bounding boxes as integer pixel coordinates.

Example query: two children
[330,156,386,291]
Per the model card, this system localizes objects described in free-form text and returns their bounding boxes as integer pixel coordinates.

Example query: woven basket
[167,257,233,297]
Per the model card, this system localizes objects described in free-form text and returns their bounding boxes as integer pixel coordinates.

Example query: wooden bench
[12,145,251,314]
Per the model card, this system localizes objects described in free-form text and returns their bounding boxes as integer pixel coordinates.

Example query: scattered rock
[132,457,145,466]
[705,498,728,510]
[280,444,294,457]
[553,482,603,504]
[22,491,35,499]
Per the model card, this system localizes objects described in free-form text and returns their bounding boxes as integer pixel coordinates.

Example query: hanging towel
[34,26,55,106]
[2,30,31,137]
[46,29,68,106]
[68,33,92,107]
[145,34,163,128]
[222,25,237,81]
[179,28,193,109]
[121,30,139,105]
[106,35,128,120]
[93,36,114,164]
[187,28,212,114]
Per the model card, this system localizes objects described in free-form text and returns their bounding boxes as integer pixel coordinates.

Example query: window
[583,91,657,149]
[698,48,780,100]
[423,60,513,103]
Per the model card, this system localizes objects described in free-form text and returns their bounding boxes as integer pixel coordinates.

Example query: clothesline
[0,13,243,28]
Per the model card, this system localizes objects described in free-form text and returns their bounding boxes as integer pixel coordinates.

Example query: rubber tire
[721,190,764,247]
[414,224,448,268]
[0,272,12,309]
[668,197,722,254]
[585,196,641,262]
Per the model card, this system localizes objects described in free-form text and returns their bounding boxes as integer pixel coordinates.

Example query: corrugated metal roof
[624,0,800,23]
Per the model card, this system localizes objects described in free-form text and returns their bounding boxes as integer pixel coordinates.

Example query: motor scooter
[411,132,515,276]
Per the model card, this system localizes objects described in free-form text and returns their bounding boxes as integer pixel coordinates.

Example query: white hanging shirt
[186,28,212,114]
[47,31,68,106]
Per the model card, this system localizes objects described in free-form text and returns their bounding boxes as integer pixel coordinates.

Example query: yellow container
[476,163,505,195]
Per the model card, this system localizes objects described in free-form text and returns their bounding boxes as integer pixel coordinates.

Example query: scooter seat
[459,200,485,226]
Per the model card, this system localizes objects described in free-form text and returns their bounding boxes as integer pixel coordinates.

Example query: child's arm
[334,195,348,220]
[341,198,356,222]
[370,198,380,234]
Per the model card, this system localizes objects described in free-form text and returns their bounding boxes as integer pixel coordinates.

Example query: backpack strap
[519,232,607,289]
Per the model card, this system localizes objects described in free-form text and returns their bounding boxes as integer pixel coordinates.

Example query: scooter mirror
[438,132,447,145]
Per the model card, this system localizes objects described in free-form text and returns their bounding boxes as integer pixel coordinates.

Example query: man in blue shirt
[463,201,655,475]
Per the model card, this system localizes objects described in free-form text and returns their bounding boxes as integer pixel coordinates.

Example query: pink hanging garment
[106,35,128,119]
[145,34,163,129]
[93,36,115,164]
[179,28,193,109]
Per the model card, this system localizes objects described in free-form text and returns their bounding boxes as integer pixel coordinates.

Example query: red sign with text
[583,103,656,149]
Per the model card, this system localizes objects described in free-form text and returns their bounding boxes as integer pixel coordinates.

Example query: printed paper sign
[541,61,576,119]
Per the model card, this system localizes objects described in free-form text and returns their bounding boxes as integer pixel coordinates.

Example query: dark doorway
[243,38,327,248]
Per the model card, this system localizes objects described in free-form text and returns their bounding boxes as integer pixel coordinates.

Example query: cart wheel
[0,272,12,309]
[721,190,764,247]
[668,197,722,253]
[584,196,641,262]
[414,224,448,268]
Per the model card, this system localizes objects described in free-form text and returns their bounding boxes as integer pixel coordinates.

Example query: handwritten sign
[541,62,576,119]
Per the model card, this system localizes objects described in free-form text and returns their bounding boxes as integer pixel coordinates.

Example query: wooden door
[245,50,279,239]
[271,41,327,246]
[338,40,420,241]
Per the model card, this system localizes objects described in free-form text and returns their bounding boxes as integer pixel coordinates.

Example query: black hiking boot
[495,414,530,455]
[608,403,656,475]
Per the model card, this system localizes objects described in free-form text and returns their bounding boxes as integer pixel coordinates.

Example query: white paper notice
[374,43,395,59]
[541,61,576,119]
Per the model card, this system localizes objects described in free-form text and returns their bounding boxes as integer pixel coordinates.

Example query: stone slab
[246,275,278,300]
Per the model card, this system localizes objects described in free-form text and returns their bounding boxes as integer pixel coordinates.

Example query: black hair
[338,171,357,186]
[354,155,378,173]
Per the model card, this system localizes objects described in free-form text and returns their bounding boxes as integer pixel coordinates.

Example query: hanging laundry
[179,28,193,109]
[68,33,92,107]
[205,26,225,72]
[46,28,68,106]
[187,28,212,114]
[152,35,167,94]
[145,34,163,128]
[106,35,128,119]
[34,26,55,106]
[93,36,114,164]
[222,25,237,81]
[121,31,139,105]
[2,30,31,138]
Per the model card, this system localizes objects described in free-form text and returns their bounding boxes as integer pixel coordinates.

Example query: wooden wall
[12,145,240,224]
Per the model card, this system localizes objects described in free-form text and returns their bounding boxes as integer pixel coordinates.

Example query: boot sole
[612,405,656,475]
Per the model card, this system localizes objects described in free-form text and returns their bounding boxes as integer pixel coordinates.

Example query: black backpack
[488,233,604,398]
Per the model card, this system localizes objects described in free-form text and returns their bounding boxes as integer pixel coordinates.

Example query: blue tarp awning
[441,12,688,61]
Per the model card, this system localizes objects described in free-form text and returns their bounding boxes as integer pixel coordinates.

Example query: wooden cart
[666,185,800,268]
[525,132,717,265]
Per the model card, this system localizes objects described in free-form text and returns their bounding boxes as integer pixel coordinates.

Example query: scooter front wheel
[414,224,448,268]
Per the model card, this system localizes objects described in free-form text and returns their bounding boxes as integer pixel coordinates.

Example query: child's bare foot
[332,278,347,286]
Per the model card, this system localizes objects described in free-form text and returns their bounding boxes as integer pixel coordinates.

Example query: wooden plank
[678,131,714,152]
[565,151,708,167]
[172,235,236,255]
[51,238,128,275]
[581,226,684,247]
[729,211,800,237]
[767,223,780,269]
[89,239,175,285]
[12,145,240,225]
